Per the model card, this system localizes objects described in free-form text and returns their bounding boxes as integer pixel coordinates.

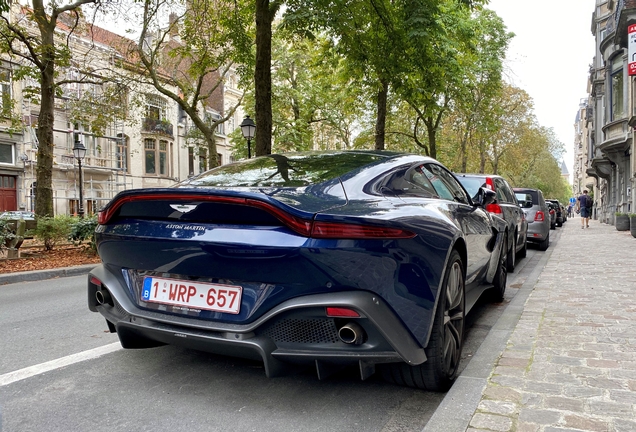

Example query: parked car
[513,187,551,251]
[455,174,528,270]
[546,201,558,229]
[0,210,35,220]
[88,151,509,391]
[546,199,564,227]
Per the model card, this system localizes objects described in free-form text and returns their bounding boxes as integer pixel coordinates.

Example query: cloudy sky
[487,0,597,179]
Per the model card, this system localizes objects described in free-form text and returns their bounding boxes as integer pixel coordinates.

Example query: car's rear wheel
[506,234,516,273]
[380,250,465,391]
[538,232,549,251]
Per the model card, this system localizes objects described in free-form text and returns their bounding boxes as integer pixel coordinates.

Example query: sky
[486,0,597,180]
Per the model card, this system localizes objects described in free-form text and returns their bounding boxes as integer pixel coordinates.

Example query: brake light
[326,307,360,318]
[90,276,102,286]
[549,209,555,215]
[534,211,545,222]
[485,203,503,214]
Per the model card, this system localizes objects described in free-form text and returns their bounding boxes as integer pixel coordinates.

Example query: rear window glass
[515,190,538,203]
[179,152,386,187]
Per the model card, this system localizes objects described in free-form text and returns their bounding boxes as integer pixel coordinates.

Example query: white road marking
[0,342,122,387]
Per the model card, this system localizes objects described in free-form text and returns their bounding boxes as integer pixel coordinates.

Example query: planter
[616,214,630,231]
[631,216,636,238]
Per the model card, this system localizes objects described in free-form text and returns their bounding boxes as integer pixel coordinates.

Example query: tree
[0,0,112,216]
[254,0,282,156]
[115,0,252,168]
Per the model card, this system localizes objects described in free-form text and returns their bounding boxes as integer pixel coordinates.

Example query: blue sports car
[88,151,508,391]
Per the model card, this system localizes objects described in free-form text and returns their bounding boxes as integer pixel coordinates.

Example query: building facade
[0,6,243,216]
[585,0,636,224]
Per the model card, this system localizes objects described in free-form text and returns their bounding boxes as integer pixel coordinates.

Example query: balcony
[614,0,636,47]
[142,117,174,138]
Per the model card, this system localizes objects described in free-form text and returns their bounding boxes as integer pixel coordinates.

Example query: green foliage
[29,215,74,251]
[69,215,98,253]
[615,212,628,217]
[0,218,16,251]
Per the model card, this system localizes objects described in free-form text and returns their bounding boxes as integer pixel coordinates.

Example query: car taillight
[485,203,503,214]
[549,209,555,215]
[534,211,545,222]
[98,194,415,240]
[326,307,360,318]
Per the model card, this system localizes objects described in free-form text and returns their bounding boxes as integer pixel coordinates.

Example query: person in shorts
[576,190,591,229]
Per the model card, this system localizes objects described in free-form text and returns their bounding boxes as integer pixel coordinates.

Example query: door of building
[0,175,17,211]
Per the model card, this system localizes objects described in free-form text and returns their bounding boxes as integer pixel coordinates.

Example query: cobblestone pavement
[466,218,636,432]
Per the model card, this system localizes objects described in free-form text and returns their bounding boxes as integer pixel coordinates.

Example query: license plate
[141,276,242,314]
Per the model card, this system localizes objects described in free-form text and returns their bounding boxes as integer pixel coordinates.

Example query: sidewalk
[427,217,636,431]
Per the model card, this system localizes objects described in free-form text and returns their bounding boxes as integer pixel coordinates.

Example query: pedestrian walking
[576,189,591,229]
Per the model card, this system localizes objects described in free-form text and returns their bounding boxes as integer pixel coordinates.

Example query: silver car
[513,188,550,251]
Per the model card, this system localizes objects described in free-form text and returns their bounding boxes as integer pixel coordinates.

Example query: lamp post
[240,115,256,159]
[72,139,86,218]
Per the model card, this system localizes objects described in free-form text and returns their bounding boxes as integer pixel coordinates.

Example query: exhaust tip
[338,322,365,345]
[96,289,113,306]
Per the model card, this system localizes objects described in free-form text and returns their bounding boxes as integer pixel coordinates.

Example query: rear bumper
[88,265,427,379]
[525,222,549,242]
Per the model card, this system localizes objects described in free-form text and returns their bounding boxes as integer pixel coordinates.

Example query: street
[0,233,558,432]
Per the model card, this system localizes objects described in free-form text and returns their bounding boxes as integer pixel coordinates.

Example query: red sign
[629,25,636,76]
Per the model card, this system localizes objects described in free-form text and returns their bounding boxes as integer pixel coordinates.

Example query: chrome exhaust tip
[95,289,113,306]
[338,322,365,345]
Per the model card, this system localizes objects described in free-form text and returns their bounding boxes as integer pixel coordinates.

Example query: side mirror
[474,187,497,207]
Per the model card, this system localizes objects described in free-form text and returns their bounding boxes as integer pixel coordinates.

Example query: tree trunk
[254,0,274,156]
[425,117,437,160]
[34,29,55,217]
[374,79,388,150]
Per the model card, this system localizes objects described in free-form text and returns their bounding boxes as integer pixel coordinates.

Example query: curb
[423,231,559,432]
[0,264,96,286]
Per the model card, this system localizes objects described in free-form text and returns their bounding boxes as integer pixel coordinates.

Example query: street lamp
[72,138,86,218]
[240,115,256,159]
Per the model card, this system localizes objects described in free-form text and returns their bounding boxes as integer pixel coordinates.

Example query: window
[116,134,129,172]
[0,67,11,111]
[0,142,14,164]
[144,138,170,176]
[69,199,79,216]
[422,164,470,204]
[217,153,222,166]
[206,110,224,135]
[199,147,207,173]
[86,200,98,216]
[611,56,624,120]
[146,94,167,120]
[188,147,194,176]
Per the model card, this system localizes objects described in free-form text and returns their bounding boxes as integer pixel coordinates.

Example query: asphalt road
[0,236,554,432]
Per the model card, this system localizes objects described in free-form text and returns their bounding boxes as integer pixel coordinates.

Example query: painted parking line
[0,343,122,387]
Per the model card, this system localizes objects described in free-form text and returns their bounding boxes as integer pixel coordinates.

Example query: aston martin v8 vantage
[88,151,508,391]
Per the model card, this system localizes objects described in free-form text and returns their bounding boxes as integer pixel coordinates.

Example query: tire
[550,222,556,230]
[491,237,507,302]
[538,232,549,251]
[380,250,465,391]
[506,234,516,273]
[518,238,527,259]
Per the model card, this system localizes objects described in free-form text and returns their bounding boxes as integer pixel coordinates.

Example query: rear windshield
[179,152,387,187]
[515,190,539,204]
[456,176,486,197]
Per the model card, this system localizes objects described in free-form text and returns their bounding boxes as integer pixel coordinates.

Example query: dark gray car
[513,188,550,251]
[456,174,528,271]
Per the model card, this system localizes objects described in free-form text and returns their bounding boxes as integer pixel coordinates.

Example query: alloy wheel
[442,260,465,376]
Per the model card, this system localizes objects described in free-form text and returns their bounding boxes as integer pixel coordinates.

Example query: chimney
[168,13,179,38]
